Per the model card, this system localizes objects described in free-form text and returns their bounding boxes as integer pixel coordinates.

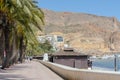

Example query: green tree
[0,0,44,69]
[39,40,53,53]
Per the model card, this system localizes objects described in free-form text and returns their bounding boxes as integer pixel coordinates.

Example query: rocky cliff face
[42,9,120,55]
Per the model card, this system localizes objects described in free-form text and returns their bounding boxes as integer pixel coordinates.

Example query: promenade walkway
[0,60,64,80]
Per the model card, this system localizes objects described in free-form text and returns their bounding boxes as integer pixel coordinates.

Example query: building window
[57,36,63,42]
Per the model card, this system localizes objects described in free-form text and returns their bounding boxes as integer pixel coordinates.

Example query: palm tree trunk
[1,25,11,69]
[19,36,24,63]
[0,29,5,66]
[9,30,18,65]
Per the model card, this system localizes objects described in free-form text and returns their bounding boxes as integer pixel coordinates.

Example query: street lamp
[110,46,118,71]
[109,31,118,71]
[114,54,117,71]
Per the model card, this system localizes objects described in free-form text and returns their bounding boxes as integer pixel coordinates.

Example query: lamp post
[114,54,117,71]
[109,31,118,71]
[110,45,118,71]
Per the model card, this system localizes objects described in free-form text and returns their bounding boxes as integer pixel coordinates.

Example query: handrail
[40,61,120,80]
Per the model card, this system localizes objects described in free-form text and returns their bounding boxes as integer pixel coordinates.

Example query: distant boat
[102,55,109,59]
[101,55,115,59]
[91,56,96,59]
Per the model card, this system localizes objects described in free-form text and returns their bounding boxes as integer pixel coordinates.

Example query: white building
[37,34,64,50]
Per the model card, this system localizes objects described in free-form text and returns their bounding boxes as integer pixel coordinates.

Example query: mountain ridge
[42,9,120,55]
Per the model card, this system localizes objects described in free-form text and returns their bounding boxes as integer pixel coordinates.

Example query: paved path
[0,60,64,80]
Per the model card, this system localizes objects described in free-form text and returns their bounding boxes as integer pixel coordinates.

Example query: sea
[92,56,120,71]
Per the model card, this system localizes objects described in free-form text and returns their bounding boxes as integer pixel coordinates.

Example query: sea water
[92,57,120,71]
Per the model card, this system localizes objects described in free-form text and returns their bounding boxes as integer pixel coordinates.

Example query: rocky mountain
[42,9,120,55]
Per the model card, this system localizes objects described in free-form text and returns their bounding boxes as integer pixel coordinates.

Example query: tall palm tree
[0,0,44,69]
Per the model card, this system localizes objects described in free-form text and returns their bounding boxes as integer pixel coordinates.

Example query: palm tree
[0,0,44,69]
